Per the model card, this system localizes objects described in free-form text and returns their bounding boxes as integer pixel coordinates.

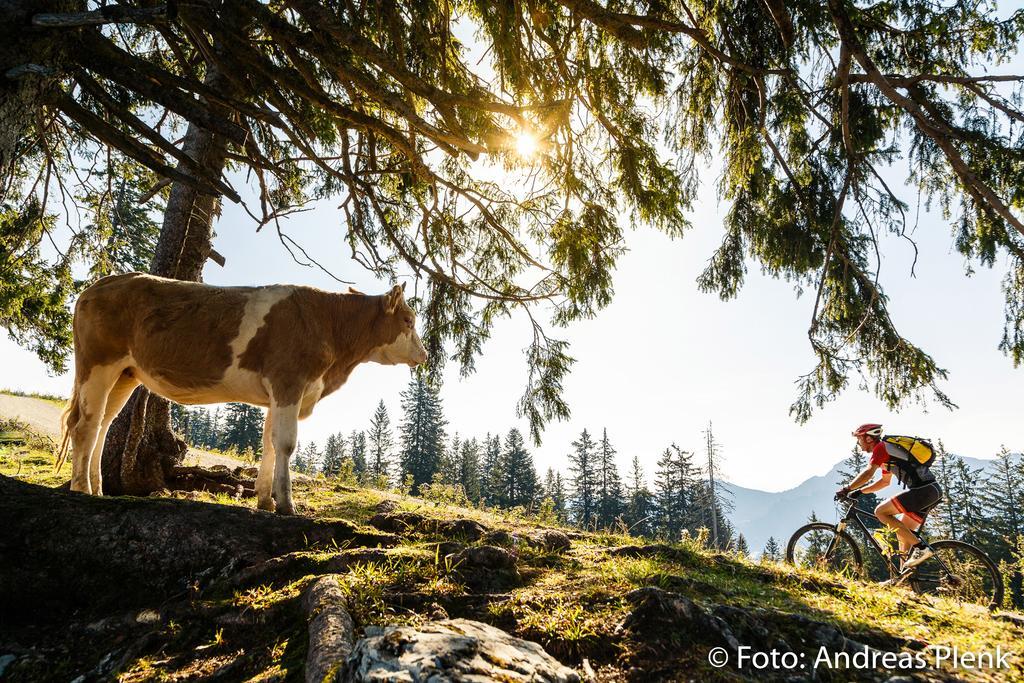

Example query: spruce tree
[459,438,482,503]
[170,404,190,438]
[321,433,346,478]
[596,429,624,529]
[654,444,697,540]
[349,430,368,482]
[398,376,447,492]
[480,433,503,506]
[366,400,394,483]
[542,468,568,521]
[762,537,783,563]
[568,429,598,528]
[983,447,1024,548]
[221,403,263,454]
[735,534,750,557]
[494,429,539,509]
[624,454,655,538]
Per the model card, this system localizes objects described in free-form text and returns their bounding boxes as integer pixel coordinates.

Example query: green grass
[0,388,67,405]
[6,445,1023,681]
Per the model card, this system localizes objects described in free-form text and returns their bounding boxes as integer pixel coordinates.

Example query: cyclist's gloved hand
[834,486,850,501]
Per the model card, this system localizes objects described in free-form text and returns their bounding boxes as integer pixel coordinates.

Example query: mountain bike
[786,491,1003,609]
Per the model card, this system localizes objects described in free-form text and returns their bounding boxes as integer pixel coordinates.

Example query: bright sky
[3,149,1022,492]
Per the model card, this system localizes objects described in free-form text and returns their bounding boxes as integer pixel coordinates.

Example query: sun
[514,130,539,159]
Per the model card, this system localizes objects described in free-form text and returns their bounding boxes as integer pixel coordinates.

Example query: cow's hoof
[275,505,296,516]
[257,497,276,512]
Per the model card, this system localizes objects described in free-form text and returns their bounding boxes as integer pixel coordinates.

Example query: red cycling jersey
[869,441,890,468]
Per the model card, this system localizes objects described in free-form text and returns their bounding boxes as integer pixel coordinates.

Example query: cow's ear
[383,284,403,314]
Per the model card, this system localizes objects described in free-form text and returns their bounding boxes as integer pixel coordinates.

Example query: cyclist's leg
[876,499,918,553]
[889,483,942,552]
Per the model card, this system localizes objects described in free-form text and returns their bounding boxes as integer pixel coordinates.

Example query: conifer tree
[221,403,263,454]
[321,433,346,478]
[398,376,447,492]
[459,438,482,503]
[983,447,1024,547]
[293,440,307,475]
[624,454,655,538]
[735,534,750,557]
[568,429,598,528]
[349,430,368,481]
[762,537,783,563]
[494,429,539,509]
[366,400,394,483]
[481,433,503,506]
[543,467,568,521]
[654,444,697,540]
[436,435,461,486]
[170,404,190,439]
[596,429,624,529]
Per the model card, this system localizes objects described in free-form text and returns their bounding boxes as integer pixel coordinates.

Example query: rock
[434,541,465,557]
[342,618,579,682]
[608,544,693,564]
[449,544,518,572]
[373,499,399,514]
[526,529,571,553]
[367,511,426,534]
[484,529,520,547]
[621,587,741,654]
[235,466,259,479]
[303,575,355,683]
[435,518,487,541]
[367,512,488,542]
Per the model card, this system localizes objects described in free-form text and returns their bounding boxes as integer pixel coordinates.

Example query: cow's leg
[88,372,139,495]
[69,365,122,494]
[270,401,300,515]
[255,408,276,512]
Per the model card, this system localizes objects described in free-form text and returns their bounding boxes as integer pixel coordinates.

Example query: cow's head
[367,283,428,367]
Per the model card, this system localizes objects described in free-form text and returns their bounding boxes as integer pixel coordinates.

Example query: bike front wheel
[909,540,1004,609]
[786,523,864,579]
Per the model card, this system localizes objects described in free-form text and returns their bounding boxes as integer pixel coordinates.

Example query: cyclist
[836,423,943,571]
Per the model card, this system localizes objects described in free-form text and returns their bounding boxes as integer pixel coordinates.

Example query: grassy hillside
[2,440,1022,682]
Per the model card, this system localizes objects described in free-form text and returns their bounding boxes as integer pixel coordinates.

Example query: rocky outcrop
[343,619,580,682]
[367,511,488,541]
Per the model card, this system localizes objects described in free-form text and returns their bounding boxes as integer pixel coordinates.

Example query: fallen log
[0,475,395,627]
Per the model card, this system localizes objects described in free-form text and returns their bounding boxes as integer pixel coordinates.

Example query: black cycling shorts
[890,481,942,524]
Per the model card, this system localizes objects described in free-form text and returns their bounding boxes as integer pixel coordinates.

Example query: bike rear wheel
[909,540,1004,609]
[786,523,864,578]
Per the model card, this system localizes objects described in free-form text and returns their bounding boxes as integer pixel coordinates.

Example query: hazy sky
[3,146,1021,492]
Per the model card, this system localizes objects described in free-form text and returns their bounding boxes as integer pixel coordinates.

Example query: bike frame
[830,497,953,581]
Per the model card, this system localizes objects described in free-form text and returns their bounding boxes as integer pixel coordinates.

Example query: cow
[55,272,427,514]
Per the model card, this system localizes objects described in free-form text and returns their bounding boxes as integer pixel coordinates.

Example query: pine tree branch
[32,4,174,28]
[828,0,1024,239]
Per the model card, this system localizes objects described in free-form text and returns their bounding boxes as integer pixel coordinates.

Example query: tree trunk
[101,66,232,495]
[0,0,83,200]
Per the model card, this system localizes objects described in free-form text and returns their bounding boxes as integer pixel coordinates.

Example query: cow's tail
[54,381,81,473]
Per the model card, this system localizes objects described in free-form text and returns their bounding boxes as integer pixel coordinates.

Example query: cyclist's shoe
[902,545,934,570]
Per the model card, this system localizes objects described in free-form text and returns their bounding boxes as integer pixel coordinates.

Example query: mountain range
[723,453,1020,555]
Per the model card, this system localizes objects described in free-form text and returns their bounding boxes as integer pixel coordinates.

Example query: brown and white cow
[56,273,427,514]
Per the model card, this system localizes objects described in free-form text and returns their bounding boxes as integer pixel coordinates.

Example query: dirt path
[0,394,63,441]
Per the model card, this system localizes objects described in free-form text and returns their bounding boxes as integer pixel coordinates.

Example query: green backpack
[882,435,936,467]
